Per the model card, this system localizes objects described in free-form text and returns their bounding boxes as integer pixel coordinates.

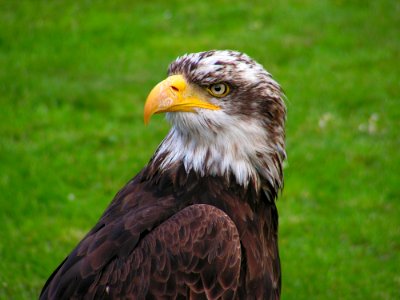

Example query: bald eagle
[40,50,286,299]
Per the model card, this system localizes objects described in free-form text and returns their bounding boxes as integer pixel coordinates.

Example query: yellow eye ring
[207,83,230,98]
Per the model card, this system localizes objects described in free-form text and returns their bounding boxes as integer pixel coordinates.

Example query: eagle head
[144,50,286,195]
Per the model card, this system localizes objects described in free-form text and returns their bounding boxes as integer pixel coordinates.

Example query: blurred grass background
[0,0,399,299]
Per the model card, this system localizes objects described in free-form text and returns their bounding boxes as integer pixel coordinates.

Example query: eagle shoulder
[40,173,241,299]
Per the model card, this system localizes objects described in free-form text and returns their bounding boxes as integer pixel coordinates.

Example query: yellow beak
[144,74,220,124]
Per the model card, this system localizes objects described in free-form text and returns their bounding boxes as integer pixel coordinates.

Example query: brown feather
[41,167,280,299]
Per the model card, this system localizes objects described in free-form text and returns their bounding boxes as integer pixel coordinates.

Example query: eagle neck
[148,122,283,201]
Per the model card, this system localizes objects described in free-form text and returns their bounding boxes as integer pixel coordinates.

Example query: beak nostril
[170,85,179,92]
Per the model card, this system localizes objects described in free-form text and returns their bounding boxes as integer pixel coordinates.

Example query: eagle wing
[40,177,241,299]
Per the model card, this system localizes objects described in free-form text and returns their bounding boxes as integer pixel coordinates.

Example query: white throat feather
[150,110,284,192]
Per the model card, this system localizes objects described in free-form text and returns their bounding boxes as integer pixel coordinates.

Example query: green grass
[0,0,399,298]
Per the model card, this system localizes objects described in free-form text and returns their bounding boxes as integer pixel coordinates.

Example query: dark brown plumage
[40,50,286,299]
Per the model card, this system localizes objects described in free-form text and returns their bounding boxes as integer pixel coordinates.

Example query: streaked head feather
[150,50,286,198]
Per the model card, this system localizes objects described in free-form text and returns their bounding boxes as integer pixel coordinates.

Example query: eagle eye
[207,83,230,98]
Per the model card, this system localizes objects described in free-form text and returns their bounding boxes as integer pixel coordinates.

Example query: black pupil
[214,85,223,93]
